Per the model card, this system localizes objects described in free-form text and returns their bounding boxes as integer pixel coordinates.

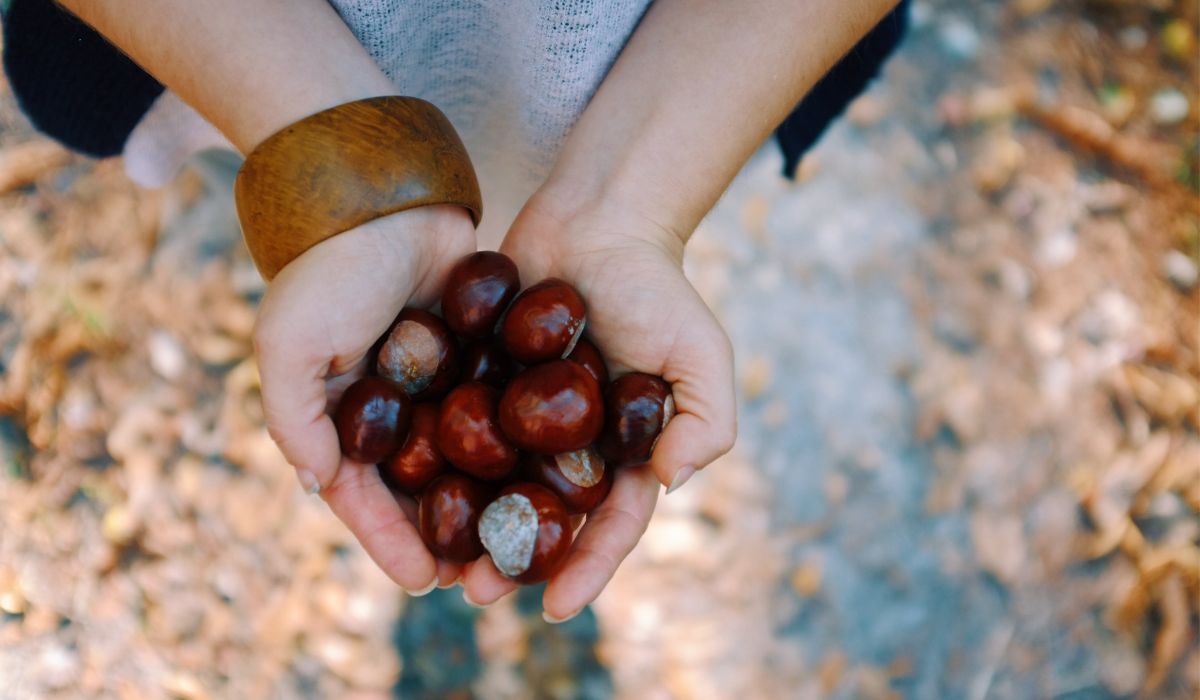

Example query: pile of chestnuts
[333,252,674,584]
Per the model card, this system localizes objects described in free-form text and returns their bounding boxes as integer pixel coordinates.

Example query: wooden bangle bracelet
[234,96,482,281]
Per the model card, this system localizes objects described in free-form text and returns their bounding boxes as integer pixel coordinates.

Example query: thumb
[253,226,421,492]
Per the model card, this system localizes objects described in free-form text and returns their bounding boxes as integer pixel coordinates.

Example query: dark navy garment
[1,0,908,176]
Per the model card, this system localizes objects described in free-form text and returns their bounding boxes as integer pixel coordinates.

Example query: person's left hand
[457,189,737,620]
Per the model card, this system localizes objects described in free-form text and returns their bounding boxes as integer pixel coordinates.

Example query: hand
[253,205,475,594]
[459,191,737,619]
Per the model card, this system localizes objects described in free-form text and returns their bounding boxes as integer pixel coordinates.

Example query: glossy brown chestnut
[498,360,603,454]
[334,376,412,463]
[459,339,519,388]
[597,373,674,466]
[478,482,571,583]
[500,278,587,365]
[523,446,612,514]
[441,251,520,339]
[379,403,446,493]
[566,338,608,386]
[418,473,493,562]
[436,383,520,480]
[376,308,459,399]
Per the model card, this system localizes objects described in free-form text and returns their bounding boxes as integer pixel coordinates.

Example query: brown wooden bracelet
[234,96,482,281]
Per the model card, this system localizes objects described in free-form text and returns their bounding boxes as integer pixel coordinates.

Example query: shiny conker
[597,373,674,466]
[460,339,519,388]
[333,376,412,463]
[566,338,608,386]
[376,308,459,399]
[379,403,446,493]
[436,382,520,480]
[441,251,520,340]
[498,360,603,454]
[418,473,493,562]
[500,278,586,365]
[478,482,571,583]
[523,446,612,514]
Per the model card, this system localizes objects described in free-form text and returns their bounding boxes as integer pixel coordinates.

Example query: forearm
[57,0,394,152]
[545,0,899,238]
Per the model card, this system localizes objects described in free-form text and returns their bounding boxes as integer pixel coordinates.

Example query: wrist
[529,167,693,255]
[354,204,477,308]
[229,74,396,154]
[278,205,475,304]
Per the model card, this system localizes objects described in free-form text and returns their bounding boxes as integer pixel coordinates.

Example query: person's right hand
[253,204,475,595]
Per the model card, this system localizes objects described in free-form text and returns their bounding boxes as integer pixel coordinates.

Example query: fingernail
[297,469,321,495]
[405,579,437,597]
[543,609,580,625]
[666,465,696,495]
[437,576,461,590]
[462,591,491,609]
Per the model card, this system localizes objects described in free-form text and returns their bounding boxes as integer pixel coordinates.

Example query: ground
[0,1,1196,698]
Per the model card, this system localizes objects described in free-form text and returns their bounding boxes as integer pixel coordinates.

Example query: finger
[374,471,462,589]
[542,465,658,621]
[649,314,737,491]
[321,457,438,594]
[255,308,343,492]
[436,561,463,589]
[459,555,518,608]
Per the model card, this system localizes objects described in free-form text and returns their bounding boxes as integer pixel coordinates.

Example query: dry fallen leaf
[970,510,1027,585]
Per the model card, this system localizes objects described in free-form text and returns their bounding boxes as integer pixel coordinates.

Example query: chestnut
[334,376,412,463]
[478,482,571,583]
[498,360,603,454]
[436,382,519,480]
[379,403,446,493]
[459,339,519,388]
[566,338,608,386]
[418,473,493,562]
[441,251,520,340]
[523,446,612,514]
[376,308,459,399]
[501,278,586,365]
[597,373,674,466]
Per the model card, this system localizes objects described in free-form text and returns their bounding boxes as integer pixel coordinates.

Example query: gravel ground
[1,1,1196,698]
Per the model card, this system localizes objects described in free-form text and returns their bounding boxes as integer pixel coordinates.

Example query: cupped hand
[460,192,737,619]
[253,205,475,594]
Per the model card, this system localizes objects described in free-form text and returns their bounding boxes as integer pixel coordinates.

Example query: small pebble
[1149,88,1189,125]
[39,644,81,690]
[1161,19,1196,61]
[102,504,138,545]
[1035,228,1078,268]
[1161,250,1198,290]
[938,18,981,60]
[996,258,1033,301]
[1118,26,1148,51]
[1079,290,1138,344]
[148,330,187,380]
[739,355,773,400]
[909,0,932,29]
